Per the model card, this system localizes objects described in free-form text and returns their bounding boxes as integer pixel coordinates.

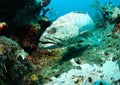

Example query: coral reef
[90,1,120,30]
[0,22,119,85]
[0,0,52,53]
[100,2,120,23]
[0,1,120,85]
[0,36,36,85]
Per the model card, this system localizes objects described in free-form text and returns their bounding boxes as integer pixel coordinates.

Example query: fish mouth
[40,41,55,44]
[40,37,56,44]
[39,36,63,49]
[40,41,55,46]
[39,37,57,48]
[39,42,56,49]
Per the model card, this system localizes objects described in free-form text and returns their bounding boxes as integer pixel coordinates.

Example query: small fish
[0,22,7,31]
[38,12,95,49]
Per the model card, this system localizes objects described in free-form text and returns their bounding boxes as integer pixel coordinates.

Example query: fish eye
[47,27,56,34]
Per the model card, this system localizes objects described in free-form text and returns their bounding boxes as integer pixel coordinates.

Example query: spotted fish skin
[38,12,95,49]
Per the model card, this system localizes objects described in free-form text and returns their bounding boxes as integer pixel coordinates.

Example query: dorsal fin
[73,11,87,14]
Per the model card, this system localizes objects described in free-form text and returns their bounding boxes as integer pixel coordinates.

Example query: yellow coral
[30,74,38,81]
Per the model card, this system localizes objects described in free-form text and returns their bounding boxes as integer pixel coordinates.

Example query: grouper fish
[38,12,95,49]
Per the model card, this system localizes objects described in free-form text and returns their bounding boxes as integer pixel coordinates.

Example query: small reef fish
[38,12,95,49]
[0,22,7,30]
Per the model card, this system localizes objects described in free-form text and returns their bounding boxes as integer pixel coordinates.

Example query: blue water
[46,0,120,19]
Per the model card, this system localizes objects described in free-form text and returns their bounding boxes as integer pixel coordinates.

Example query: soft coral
[22,24,39,52]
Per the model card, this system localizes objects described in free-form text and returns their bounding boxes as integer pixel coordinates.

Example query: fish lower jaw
[38,42,55,49]
[44,43,55,48]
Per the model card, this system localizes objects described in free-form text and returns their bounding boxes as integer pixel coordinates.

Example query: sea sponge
[45,60,120,85]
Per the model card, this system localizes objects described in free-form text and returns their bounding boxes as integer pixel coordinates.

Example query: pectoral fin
[80,30,89,37]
